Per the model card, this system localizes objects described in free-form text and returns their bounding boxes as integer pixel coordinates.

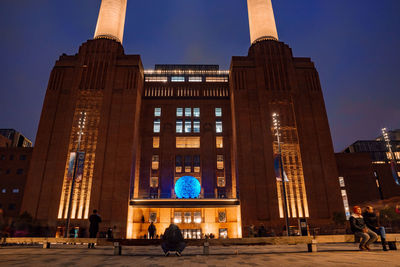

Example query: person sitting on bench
[350,206,378,251]
[363,206,388,251]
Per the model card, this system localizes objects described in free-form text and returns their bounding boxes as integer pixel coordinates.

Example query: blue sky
[0,0,399,151]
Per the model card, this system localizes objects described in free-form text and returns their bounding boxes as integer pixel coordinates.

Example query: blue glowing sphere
[175,176,201,199]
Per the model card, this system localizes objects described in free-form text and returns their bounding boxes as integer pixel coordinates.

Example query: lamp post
[272,113,290,236]
[65,111,86,237]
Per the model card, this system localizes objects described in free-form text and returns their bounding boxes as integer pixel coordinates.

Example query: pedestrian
[161,224,186,256]
[363,206,388,251]
[106,227,113,239]
[148,222,156,239]
[248,224,255,237]
[88,209,102,248]
[258,224,267,237]
[349,206,378,251]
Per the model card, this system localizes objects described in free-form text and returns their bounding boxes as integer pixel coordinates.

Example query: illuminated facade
[21,0,343,238]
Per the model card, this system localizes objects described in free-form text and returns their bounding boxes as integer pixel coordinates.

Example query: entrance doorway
[181,229,202,239]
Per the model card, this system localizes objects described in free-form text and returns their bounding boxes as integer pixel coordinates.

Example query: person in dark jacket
[161,224,185,256]
[363,206,388,251]
[349,206,378,251]
[258,225,267,237]
[88,209,102,248]
[148,222,156,239]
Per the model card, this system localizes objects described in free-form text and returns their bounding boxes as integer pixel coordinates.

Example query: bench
[1,237,113,248]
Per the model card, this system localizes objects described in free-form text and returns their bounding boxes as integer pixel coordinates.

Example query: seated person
[363,206,388,251]
[161,224,186,256]
[350,206,378,251]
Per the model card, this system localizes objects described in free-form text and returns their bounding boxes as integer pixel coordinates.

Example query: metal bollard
[113,242,122,255]
[307,240,317,252]
[43,242,50,249]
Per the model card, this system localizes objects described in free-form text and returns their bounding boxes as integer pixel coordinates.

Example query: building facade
[21,0,343,238]
[0,129,32,148]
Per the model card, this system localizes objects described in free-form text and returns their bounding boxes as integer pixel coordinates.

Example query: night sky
[0,0,399,151]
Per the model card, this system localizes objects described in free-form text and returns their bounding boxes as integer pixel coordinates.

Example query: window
[217,177,226,187]
[150,177,159,188]
[215,108,222,117]
[216,120,223,133]
[0,155,5,160]
[176,137,200,148]
[341,189,350,219]
[145,77,168,82]
[9,155,14,160]
[193,119,200,133]
[339,177,345,188]
[193,108,200,117]
[219,229,228,239]
[174,212,182,223]
[8,204,16,210]
[152,155,159,170]
[153,137,160,148]
[194,155,200,173]
[217,155,224,170]
[184,119,192,133]
[20,155,27,160]
[176,108,183,117]
[185,155,192,173]
[184,212,192,223]
[175,119,183,133]
[188,77,202,82]
[171,76,185,82]
[154,107,161,117]
[216,137,223,148]
[1,189,5,193]
[176,156,182,173]
[16,169,23,175]
[5,169,10,175]
[206,77,228,82]
[185,108,192,117]
[194,212,202,223]
[153,119,161,133]
[12,189,19,193]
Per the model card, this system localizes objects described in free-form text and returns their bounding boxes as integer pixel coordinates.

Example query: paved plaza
[0,243,399,267]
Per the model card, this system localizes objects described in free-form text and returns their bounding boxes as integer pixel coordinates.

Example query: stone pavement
[0,243,399,267]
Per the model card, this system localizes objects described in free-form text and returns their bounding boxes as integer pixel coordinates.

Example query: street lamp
[272,113,290,236]
[65,111,86,237]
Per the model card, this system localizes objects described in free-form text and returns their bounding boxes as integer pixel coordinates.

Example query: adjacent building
[21,0,343,238]
[0,129,32,148]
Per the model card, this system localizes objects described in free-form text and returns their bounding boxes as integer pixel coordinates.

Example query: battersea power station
[21,0,344,239]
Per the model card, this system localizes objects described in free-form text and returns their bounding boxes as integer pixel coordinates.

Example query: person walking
[350,206,378,251]
[88,209,102,248]
[148,222,156,239]
[363,206,388,251]
[161,224,186,256]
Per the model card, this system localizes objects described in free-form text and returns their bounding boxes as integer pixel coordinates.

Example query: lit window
[341,189,350,219]
[217,177,226,187]
[174,212,182,223]
[185,155,192,173]
[153,119,160,133]
[194,212,202,223]
[206,77,228,82]
[176,119,183,133]
[1,189,5,193]
[150,177,159,188]
[219,229,228,239]
[339,177,345,187]
[152,155,159,170]
[193,108,200,117]
[188,77,202,82]
[184,212,192,223]
[185,108,192,117]
[153,137,160,148]
[145,76,168,82]
[193,119,200,133]
[215,108,222,117]
[194,155,200,173]
[176,156,182,173]
[176,137,200,148]
[177,108,183,117]
[217,155,224,170]
[13,189,19,193]
[216,137,223,148]
[216,120,223,133]
[185,119,191,133]
[154,107,161,117]
[171,76,185,82]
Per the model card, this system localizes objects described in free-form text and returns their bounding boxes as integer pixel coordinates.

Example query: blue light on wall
[174,176,201,199]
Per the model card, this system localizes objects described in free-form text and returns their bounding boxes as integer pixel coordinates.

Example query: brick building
[0,129,32,148]
[21,0,343,238]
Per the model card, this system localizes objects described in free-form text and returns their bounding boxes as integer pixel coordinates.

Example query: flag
[75,152,85,182]
[274,154,289,182]
[67,152,76,181]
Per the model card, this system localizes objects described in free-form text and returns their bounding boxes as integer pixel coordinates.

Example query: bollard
[113,242,122,255]
[307,239,317,252]
[43,242,51,249]
[203,239,210,255]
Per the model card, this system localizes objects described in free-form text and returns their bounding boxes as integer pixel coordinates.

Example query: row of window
[145,76,228,83]
[0,203,16,211]
[0,155,27,160]
[149,176,226,189]
[1,188,20,193]
[151,155,225,171]
[153,120,222,134]
[0,168,24,175]
[153,107,222,118]
[152,136,224,149]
